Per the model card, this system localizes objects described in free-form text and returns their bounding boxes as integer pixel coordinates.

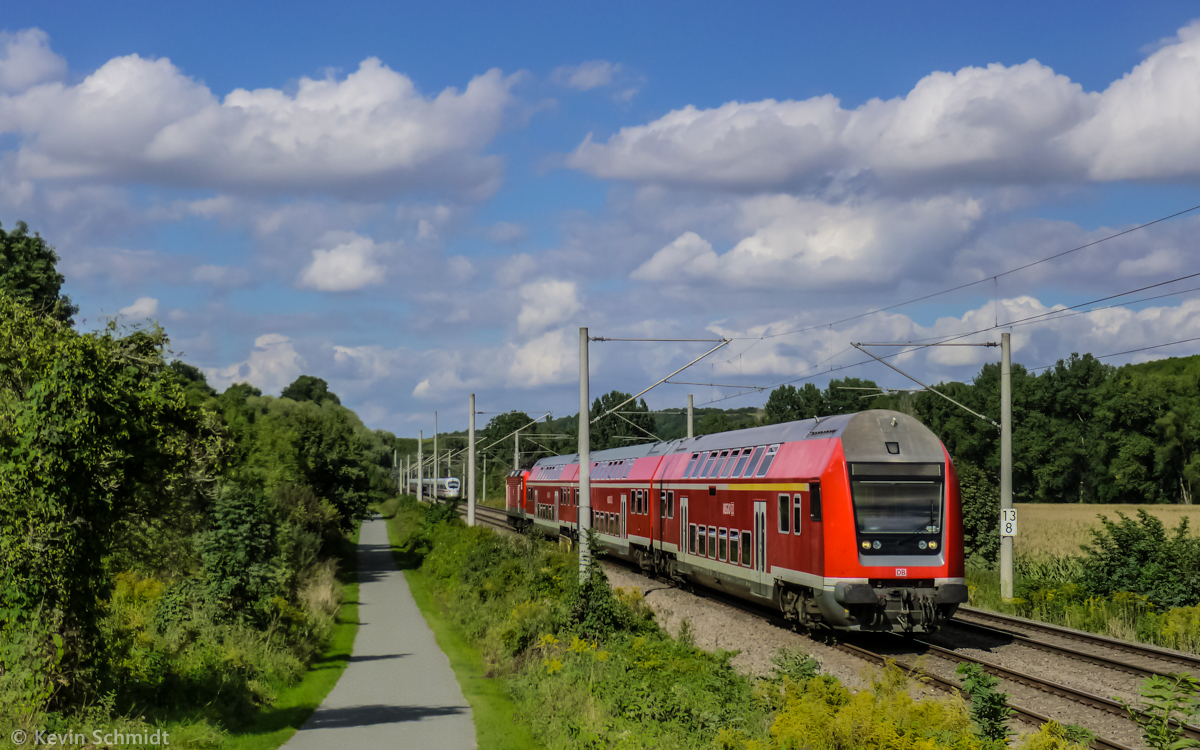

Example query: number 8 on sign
[1001,509,1017,537]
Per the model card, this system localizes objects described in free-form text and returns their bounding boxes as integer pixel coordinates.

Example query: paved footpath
[283,515,476,750]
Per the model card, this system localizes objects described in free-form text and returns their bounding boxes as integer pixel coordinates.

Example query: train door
[680,496,689,555]
[754,501,767,587]
[620,495,627,538]
[802,483,824,576]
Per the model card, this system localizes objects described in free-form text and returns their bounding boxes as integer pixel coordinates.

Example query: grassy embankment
[380,494,1088,750]
[221,525,362,750]
[967,503,1200,653]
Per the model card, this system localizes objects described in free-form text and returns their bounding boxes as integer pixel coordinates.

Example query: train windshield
[849,463,943,534]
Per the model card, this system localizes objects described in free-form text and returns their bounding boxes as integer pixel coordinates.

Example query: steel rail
[958,606,1200,671]
[948,619,1171,679]
[833,642,1134,750]
[907,635,1200,742]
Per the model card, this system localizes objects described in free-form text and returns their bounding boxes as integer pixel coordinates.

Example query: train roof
[530,410,927,470]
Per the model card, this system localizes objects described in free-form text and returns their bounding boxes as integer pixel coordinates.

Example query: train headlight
[872,540,881,550]
[929,541,938,550]
[918,540,928,550]
[861,541,870,549]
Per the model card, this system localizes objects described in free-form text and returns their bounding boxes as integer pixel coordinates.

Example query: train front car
[810,410,967,633]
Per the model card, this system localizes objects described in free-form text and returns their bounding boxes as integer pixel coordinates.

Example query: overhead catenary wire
[1027,335,1200,372]
[699,268,1200,406]
[710,202,1200,369]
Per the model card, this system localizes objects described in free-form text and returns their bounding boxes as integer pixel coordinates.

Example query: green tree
[484,411,536,470]
[763,383,825,424]
[697,411,732,436]
[591,391,656,450]
[957,461,1000,565]
[168,360,217,407]
[0,294,209,693]
[281,374,341,405]
[823,377,880,416]
[0,221,78,324]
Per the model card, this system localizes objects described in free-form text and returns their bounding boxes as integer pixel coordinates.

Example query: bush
[959,461,1001,565]
[1078,510,1200,610]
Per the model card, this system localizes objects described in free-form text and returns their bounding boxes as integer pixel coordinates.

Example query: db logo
[895,568,908,577]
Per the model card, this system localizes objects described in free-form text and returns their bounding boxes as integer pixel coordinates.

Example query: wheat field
[1012,503,1199,558]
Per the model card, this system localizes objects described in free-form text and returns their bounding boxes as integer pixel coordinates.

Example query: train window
[684,453,700,478]
[729,532,739,565]
[730,448,751,477]
[708,527,717,558]
[697,525,707,557]
[708,450,730,478]
[755,444,780,478]
[778,494,790,533]
[793,495,803,535]
[668,491,675,519]
[741,531,751,566]
[638,490,645,515]
[698,451,718,478]
[555,490,560,504]
[741,446,765,477]
[810,484,822,522]
[689,523,698,554]
[718,529,728,561]
[719,450,740,478]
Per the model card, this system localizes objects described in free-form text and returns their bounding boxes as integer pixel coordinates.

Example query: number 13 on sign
[1001,509,1017,537]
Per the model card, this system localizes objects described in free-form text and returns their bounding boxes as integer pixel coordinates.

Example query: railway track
[955,606,1200,676]
[597,552,1179,750]
[584,551,1147,750]
[450,509,1198,750]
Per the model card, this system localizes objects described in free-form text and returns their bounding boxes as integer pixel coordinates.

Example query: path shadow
[302,703,469,729]
[348,653,410,663]
[356,541,398,583]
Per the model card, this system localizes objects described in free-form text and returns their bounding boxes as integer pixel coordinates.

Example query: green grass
[221,524,362,750]
[383,508,543,750]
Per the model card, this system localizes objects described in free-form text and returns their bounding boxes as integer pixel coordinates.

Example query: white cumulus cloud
[0,36,516,198]
[552,60,618,91]
[118,296,158,319]
[569,21,1200,192]
[633,195,984,290]
[506,327,577,388]
[516,279,583,335]
[298,232,388,292]
[0,29,66,93]
[206,333,304,395]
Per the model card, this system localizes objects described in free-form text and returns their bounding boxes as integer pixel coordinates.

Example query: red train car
[507,409,967,632]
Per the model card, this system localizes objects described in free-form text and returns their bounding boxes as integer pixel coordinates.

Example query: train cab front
[818,411,968,633]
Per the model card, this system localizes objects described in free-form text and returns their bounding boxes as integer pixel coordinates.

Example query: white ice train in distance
[407,476,462,500]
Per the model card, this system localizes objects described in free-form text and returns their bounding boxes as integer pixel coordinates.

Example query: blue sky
[3,1,1200,434]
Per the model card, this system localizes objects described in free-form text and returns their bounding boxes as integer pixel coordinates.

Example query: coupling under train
[505,409,967,633]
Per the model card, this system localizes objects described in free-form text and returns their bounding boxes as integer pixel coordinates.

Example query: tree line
[0,221,399,736]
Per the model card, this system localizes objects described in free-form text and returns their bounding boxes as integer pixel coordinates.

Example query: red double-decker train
[505,409,967,632]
